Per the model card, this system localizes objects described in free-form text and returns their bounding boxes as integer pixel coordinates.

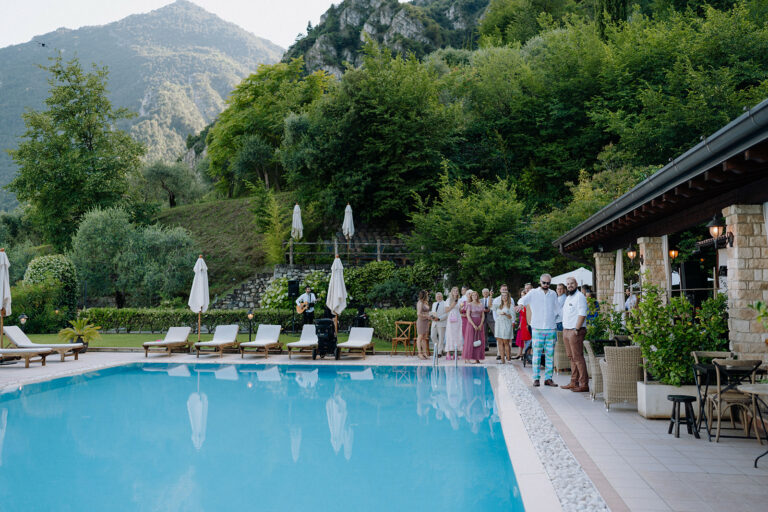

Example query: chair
[239,325,282,358]
[553,332,570,374]
[599,345,643,410]
[391,321,414,355]
[0,348,52,368]
[708,359,763,443]
[584,341,603,400]
[692,351,733,364]
[691,350,733,437]
[143,327,192,357]
[336,327,375,359]
[4,325,83,361]
[194,324,239,358]
[286,324,319,359]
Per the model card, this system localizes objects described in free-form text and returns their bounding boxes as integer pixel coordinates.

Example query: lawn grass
[155,197,266,297]
[23,332,397,353]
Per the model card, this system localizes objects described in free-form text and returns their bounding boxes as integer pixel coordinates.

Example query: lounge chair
[336,327,375,360]
[194,325,239,358]
[0,348,52,368]
[286,324,318,359]
[3,325,83,361]
[143,327,192,357]
[239,324,282,358]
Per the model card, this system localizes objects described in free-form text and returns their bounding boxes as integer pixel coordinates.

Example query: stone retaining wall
[213,265,333,310]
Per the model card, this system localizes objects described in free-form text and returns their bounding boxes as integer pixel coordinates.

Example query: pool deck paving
[2,351,767,512]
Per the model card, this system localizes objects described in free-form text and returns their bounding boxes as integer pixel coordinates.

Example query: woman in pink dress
[462,290,485,363]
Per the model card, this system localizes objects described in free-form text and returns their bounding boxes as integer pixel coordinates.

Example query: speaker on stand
[288,280,300,334]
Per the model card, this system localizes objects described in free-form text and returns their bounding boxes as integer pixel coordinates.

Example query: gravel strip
[500,365,609,512]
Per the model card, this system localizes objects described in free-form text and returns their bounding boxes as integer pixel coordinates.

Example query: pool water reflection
[0,364,524,511]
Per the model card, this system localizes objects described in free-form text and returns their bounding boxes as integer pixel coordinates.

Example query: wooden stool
[667,395,699,438]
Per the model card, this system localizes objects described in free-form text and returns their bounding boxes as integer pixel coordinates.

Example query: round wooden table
[737,383,768,467]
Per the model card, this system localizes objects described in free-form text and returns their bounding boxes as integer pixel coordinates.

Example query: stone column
[724,204,768,361]
[637,236,668,293]
[593,252,615,304]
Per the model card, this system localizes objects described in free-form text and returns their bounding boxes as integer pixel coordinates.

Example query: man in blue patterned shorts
[516,274,559,387]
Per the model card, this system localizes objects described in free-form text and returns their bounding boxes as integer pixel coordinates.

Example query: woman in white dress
[444,286,463,360]
[493,289,515,363]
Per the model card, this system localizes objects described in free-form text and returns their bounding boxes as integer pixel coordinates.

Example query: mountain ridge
[0,0,284,209]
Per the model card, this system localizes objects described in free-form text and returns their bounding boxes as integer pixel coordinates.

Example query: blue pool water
[0,364,524,511]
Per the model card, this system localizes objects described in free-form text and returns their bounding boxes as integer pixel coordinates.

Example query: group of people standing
[415,274,591,392]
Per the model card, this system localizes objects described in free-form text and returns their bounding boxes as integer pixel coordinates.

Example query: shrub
[627,285,729,386]
[369,278,418,307]
[261,277,291,309]
[83,307,358,333]
[366,307,417,341]
[23,254,79,315]
[302,270,329,306]
[345,261,396,304]
[8,279,69,333]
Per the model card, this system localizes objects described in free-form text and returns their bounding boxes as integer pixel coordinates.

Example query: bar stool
[667,395,699,438]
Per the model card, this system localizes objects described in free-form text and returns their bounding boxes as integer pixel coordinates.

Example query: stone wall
[724,204,768,361]
[213,265,333,310]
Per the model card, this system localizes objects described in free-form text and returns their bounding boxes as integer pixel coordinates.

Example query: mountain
[282,0,489,76]
[0,0,283,209]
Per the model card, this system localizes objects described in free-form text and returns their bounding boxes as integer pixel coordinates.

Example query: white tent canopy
[551,267,593,287]
[291,203,303,240]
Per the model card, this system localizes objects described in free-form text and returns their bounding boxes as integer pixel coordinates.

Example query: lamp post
[247,309,254,342]
[18,314,28,333]
[706,215,725,294]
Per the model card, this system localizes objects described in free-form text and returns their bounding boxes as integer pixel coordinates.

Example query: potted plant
[749,301,768,345]
[58,317,101,354]
[627,285,728,418]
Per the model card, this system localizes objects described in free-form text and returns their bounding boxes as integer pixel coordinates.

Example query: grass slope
[155,197,264,297]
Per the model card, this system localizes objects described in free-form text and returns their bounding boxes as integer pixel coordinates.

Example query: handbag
[473,339,482,348]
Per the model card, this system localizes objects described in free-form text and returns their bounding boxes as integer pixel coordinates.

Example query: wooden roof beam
[674,186,692,198]
[745,148,768,163]
[704,170,725,184]
[688,179,706,191]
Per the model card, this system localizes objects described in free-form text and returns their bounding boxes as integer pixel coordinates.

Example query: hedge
[83,307,359,334]
[82,306,419,340]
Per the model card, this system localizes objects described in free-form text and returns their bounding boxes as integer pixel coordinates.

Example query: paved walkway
[2,351,767,512]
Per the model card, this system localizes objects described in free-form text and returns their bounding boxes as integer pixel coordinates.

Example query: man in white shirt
[516,274,559,387]
[458,286,468,306]
[482,288,495,348]
[561,277,589,392]
[295,286,317,325]
[430,292,447,355]
[624,289,638,310]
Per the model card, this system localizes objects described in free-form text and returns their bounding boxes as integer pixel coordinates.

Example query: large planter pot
[73,335,88,354]
[637,381,700,419]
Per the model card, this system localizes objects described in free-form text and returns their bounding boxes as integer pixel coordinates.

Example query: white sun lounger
[336,327,375,360]
[239,324,282,358]
[286,324,319,359]
[194,325,239,358]
[0,348,53,368]
[3,325,83,361]
[143,327,192,357]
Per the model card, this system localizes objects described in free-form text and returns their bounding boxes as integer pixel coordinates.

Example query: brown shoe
[544,379,558,387]
[571,386,589,392]
[533,380,540,387]
[561,383,576,390]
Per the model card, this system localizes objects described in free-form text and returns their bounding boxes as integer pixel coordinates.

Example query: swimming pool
[0,364,524,511]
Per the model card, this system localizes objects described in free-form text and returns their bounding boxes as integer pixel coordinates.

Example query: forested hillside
[0,0,283,209]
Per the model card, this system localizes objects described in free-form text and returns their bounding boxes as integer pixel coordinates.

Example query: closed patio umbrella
[291,203,303,240]
[188,255,209,342]
[0,249,10,348]
[613,250,624,312]
[342,204,354,239]
[326,256,347,334]
[326,394,353,457]
[187,371,208,451]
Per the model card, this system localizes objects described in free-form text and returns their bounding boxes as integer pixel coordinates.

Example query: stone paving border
[499,364,610,512]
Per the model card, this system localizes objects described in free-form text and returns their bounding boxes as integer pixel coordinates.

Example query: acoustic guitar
[296,302,310,314]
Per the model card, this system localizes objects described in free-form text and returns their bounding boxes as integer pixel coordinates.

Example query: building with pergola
[554,98,768,360]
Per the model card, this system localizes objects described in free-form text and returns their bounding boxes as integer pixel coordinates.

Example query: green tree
[23,254,79,315]
[407,177,535,287]
[282,42,459,225]
[250,183,290,265]
[7,55,144,249]
[141,161,205,208]
[206,57,331,196]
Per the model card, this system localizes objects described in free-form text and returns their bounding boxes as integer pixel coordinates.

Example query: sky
[0,0,340,50]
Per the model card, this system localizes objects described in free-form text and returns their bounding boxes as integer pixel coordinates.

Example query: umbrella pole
[333,314,338,335]
[0,312,3,348]
[197,310,202,342]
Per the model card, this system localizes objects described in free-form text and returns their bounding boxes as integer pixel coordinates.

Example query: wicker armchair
[599,345,644,410]
[584,341,602,400]
[553,332,570,374]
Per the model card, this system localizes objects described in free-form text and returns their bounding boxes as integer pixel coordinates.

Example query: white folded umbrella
[188,255,209,341]
[0,249,11,348]
[342,204,354,239]
[291,203,303,240]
